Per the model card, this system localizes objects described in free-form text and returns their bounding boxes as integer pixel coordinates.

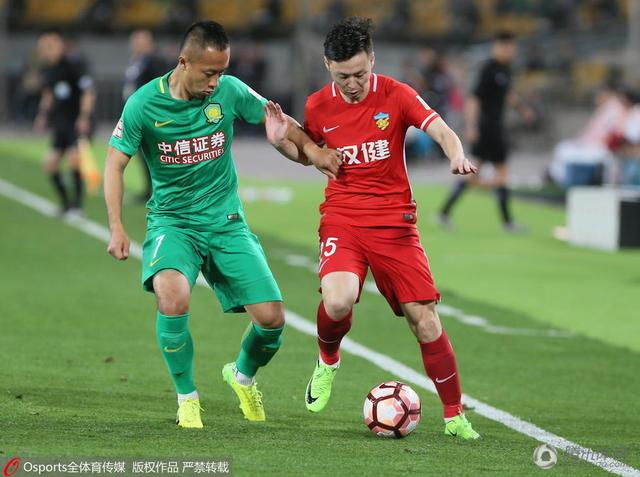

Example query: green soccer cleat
[176,398,203,429]
[222,363,265,422]
[444,414,480,440]
[305,360,339,413]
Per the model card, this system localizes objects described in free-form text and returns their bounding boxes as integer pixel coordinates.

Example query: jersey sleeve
[471,63,491,99]
[303,98,324,145]
[108,95,143,156]
[228,76,267,125]
[69,57,95,92]
[396,81,440,131]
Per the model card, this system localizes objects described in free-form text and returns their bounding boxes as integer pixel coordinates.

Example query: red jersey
[304,73,440,227]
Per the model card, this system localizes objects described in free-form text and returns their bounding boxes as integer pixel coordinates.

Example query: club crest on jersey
[374,112,390,130]
[204,103,224,124]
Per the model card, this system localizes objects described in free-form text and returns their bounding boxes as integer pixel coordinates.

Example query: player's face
[181,46,230,99]
[37,34,64,65]
[494,41,517,64]
[325,51,374,103]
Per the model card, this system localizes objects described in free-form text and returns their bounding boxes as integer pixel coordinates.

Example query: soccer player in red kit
[299,18,480,439]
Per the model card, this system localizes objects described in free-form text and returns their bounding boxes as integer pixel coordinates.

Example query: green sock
[156,312,195,394]
[235,323,284,377]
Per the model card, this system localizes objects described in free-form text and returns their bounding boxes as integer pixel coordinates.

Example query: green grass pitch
[0,138,638,476]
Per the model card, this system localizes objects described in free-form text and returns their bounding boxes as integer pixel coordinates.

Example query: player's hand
[34,114,47,133]
[450,156,478,175]
[264,100,289,147]
[107,227,130,261]
[306,146,343,180]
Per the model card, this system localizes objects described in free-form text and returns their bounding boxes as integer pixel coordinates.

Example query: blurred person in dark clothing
[34,31,96,215]
[438,32,535,233]
[123,30,170,201]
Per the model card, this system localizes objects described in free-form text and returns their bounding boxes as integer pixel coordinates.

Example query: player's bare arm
[426,118,478,175]
[76,88,96,137]
[34,89,53,133]
[104,146,132,260]
[264,100,342,179]
[464,95,481,144]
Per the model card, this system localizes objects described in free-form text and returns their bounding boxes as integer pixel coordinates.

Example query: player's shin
[317,301,352,366]
[156,312,196,394]
[235,323,284,380]
[419,330,463,419]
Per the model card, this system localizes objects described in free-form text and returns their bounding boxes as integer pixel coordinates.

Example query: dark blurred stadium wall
[2,0,636,127]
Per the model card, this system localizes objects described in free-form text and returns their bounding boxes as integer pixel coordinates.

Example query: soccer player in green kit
[105,21,342,428]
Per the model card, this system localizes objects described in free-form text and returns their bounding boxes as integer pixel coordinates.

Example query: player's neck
[167,70,192,101]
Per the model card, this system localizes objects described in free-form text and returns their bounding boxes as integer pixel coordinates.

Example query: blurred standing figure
[439,31,534,232]
[123,30,169,201]
[34,31,96,215]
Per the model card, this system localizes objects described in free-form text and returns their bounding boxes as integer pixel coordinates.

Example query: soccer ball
[363,381,421,438]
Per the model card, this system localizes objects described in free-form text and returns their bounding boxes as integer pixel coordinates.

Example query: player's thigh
[141,226,204,294]
[153,270,192,315]
[366,227,440,317]
[318,223,368,305]
[203,227,282,314]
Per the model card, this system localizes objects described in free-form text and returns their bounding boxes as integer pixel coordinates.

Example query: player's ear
[370,52,375,69]
[177,55,188,70]
[323,56,331,72]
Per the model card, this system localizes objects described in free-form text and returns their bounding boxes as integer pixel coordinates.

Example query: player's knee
[156,292,190,315]
[257,310,285,329]
[323,294,354,320]
[43,158,58,174]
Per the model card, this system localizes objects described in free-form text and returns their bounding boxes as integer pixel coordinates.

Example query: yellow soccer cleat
[222,363,266,422]
[176,398,204,429]
[444,414,480,440]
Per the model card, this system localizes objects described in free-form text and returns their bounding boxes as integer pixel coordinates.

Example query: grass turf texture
[1,137,638,476]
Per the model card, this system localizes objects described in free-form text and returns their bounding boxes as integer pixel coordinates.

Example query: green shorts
[141,224,282,313]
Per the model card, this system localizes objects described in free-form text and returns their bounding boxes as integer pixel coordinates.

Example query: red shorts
[318,222,440,316]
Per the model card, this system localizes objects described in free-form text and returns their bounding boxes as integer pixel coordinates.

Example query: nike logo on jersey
[435,372,457,384]
[154,120,175,128]
[163,342,186,353]
[323,125,340,133]
[149,257,164,267]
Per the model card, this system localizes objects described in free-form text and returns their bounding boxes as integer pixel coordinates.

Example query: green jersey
[109,72,266,230]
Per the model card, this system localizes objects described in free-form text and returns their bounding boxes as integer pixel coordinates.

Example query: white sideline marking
[275,251,574,338]
[1,176,637,477]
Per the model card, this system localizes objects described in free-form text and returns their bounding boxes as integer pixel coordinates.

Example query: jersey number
[320,237,338,258]
[152,234,166,259]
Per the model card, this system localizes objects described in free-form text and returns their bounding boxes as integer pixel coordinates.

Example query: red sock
[420,330,463,418]
[317,301,352,365]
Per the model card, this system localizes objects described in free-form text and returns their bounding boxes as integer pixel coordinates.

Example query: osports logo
[3,457,20,477]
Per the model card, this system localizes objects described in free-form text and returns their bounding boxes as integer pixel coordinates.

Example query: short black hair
[324,17,373,62]
[180,21,229,54]
[494,30,516,42]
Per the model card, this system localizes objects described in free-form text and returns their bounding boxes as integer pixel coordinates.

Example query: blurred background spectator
[2,0,639,202]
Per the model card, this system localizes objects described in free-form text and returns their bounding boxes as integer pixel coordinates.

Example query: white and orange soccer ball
[363,381,421,438]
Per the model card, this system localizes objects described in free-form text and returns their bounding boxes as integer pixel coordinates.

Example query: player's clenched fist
[450,156,478,175]
[306,146,343,180]
[107,228,130,260]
